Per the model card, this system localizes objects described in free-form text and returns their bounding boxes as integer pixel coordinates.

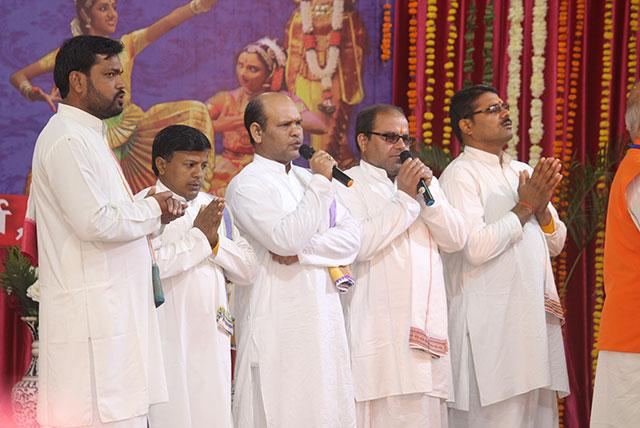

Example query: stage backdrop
[0,0,392,424]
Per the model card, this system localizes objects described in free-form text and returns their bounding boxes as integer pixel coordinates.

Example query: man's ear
[458,118,473,137]
[249,122,263,145]
[68,70,87,96]
[155,156,167,176]
[356,133,368,154]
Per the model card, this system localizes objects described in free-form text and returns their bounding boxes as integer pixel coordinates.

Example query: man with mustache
[27,36,185,427]
[439,85,570,427]
[333,104,467,427]
[141,125,256,428]
[225,92,361,428]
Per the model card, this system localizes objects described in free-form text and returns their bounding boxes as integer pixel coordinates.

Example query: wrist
[517,200,535,213]
[211,233,220,255]
[189,0,211,14]
[19,81,35,101]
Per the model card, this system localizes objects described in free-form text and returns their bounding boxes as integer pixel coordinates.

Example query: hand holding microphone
[398,150,435,206]
[299,145,354,187]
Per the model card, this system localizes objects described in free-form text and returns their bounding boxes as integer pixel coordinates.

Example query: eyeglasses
[369,132,416,146]
[465,102,510,118]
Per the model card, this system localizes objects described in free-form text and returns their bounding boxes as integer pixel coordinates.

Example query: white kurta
[143,181,256,428]
[439,146,569,412]
[334,161,466,406]
[225,154,360,428]
[30,104,168,427]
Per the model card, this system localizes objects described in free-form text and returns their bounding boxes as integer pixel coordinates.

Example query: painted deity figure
[284,0,366,169]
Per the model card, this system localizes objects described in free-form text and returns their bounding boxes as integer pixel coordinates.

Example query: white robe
[439,146,569,411]
[334,160,466,406]
[225,154,360,428]
[30,104,167,426]
[143,181,256,428]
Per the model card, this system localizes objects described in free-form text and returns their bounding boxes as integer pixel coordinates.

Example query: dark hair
[354,104,405,152]
[449,84,499,142]
[244,95,269,145]
[54,35,123,98]
[152,125,211,176]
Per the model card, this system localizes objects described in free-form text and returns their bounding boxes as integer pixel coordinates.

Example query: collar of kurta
[252,153,292,175]
[462,145,513,167]
[359,159,395,186]
[57,103,105,135]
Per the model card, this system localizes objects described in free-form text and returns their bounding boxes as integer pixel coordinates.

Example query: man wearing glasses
[333,104,467,427]
[439,85,569,427]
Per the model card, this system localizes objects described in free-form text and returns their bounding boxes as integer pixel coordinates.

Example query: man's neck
[465,140,505,157]
[255,151,293,172]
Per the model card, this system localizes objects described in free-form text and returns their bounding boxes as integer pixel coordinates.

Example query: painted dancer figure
[11,0,217,194]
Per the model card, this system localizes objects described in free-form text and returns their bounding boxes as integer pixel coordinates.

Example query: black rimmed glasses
[369,132,416,146]
[465,102,510,118]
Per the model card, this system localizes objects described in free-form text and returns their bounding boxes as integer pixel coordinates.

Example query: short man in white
[144,125,256,428]
[225,92,361,428]
[29,36,185,428]
[440,85,569,427]
[334,104,467,428]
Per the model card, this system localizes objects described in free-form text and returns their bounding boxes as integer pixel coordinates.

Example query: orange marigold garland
[628,0,639,95]
[441,1,459,153]
[592,0,613,381]
[407,1,419,138]
[552,3,573,425]
[381,3,392,61]
[421,0,438,146]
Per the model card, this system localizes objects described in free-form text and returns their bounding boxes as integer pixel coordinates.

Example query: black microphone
[400,150,435,206]
[299,145,354,187]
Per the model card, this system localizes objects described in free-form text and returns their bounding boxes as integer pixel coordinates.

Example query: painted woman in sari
[205,37,326,196]
[10,0,216,193]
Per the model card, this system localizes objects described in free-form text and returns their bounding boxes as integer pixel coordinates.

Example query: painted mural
[0,0,392,196]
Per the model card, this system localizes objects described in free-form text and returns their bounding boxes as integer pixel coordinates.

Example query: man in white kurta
[439,85,569,427]
[140,125,256,428]
[28,36,184,427]
[225,92,360,428]
[334,104,467,428]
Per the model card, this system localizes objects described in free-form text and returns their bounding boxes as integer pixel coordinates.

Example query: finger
[146,186,157,197]
[549,173,563,190]
[519,171,527,188]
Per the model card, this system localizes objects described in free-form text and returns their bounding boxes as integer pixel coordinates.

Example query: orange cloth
[599,147,640,352]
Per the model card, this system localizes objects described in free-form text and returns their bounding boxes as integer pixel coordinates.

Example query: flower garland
[462,0,476,88]
[506,0,524,157]
[628,0,639,96]
[552,0,569,299]
[592,0,614,381]
[528,0,547,166]
[441,1,459,153]
[406,0,419,139]
[300,0,344,112]
[551,4,575,425]
[421,0,437,146]
[380,3,392,61]
[483,0,494,84]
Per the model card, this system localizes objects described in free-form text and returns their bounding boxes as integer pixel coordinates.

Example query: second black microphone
[399,150,435,206]
[299,145,354,187]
